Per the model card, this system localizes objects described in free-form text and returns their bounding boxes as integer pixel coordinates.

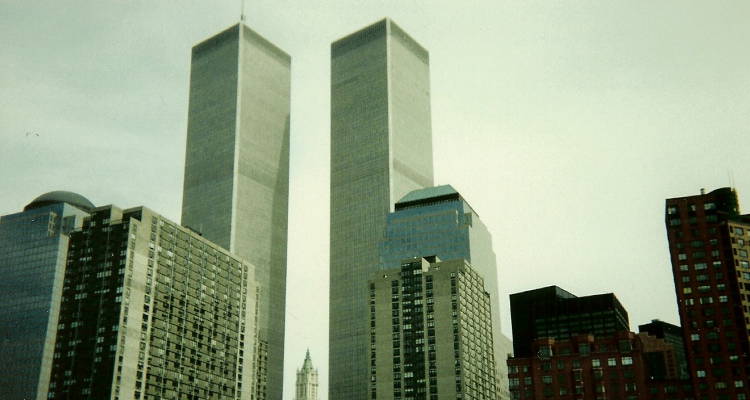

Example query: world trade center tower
[329,19,434,399]
[181,23,290,400]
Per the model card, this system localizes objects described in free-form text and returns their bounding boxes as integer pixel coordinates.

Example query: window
[704,202,716,210]
[607,358,616,367]
[678,253,687,260]
[679,264,689,271]
[591,359,600,367]
[668,206,678,215]
[621,357,633,365]
[542,375,552,384]
[695,263,708,270]
[691,333,700,341]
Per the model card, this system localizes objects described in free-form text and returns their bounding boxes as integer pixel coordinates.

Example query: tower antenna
[240,0,246,22]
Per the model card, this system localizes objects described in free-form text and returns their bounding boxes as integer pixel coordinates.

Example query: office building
[330,18,434,399]
[380,184,511,398]
[508,287,693,400]
[664,187,750,398]
[294,350,319,400]
[369,257,497,399]
[509,286,629,358]
[181,22,291,400]
[0,191,92,400]
[45,205,257,400]
[638,320,688,380]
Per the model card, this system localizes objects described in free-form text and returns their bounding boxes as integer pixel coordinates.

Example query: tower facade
[0,191,91,400]
[329,18,434,399]
[369,257,498,399]
[181,23,291,400]
[664,188,750,398]
[45,205,257,400]
[380,184,511,398]
[294,350,318,400]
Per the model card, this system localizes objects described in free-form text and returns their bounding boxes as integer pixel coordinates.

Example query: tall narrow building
[0,191,91,400]
[369,257,498,399]
[380,184,512,398]
[181,23,291,400]
[329,18,434,399]
[294,350,319,400]
[664,188,750,398]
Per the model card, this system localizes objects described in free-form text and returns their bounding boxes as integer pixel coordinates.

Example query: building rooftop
[396,185,459,205]
[24,191,94,212]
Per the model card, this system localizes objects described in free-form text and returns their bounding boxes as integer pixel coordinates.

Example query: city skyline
[1,2,749,398]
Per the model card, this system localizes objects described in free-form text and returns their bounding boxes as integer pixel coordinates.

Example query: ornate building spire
[295,349,318,400]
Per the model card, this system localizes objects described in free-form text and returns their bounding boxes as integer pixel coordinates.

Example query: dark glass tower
[0,191,91,400]
[509,286,629,358]
[664,187,750,398]
[181,23,291,400]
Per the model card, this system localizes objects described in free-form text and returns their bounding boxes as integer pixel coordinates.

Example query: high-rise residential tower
[0,191,91,400]
[664,188,750,398]
[181,23,291,400]
[45,205,257,400]
[380,184,512,398]
[329,18,434,399]
[294,350,319,400]
[369,257,498,399]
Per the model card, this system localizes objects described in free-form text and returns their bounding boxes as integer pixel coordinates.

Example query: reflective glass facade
[380,185,511,399]
[329,18,434,400]
[0,202,88,400]
[181,23,291,400]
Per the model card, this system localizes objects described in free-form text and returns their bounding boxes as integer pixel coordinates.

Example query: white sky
[1,1,749,399]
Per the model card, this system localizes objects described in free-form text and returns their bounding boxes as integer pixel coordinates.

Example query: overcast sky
[1,1,749,398]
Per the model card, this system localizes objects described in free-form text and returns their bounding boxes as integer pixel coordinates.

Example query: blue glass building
[0,191,92,400]
[379,184,512,399]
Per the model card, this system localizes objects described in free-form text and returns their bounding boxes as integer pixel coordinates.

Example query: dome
[24,191,95,212]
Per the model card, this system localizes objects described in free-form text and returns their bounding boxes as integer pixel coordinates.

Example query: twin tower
[184,19,476,399]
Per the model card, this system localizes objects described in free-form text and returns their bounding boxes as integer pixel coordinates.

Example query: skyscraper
[380,184,512,398]
[0,191,91,400]
[329,18,434,399]
[369,257,498,399]
[181,23,291,400]
[664,187,750,398]
[294,350,319,400]
[45,205,257,400]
